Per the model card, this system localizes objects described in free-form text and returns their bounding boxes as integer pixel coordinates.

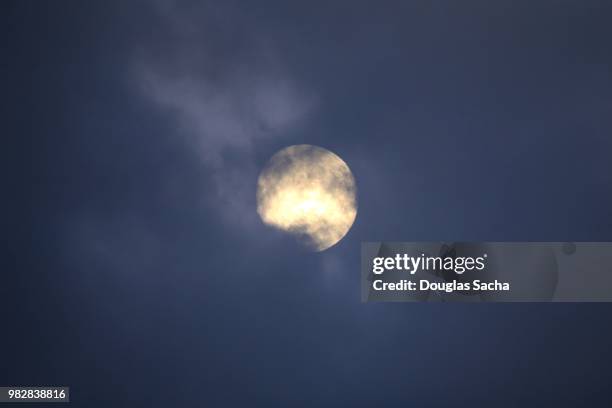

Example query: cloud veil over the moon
[257,145,357,251]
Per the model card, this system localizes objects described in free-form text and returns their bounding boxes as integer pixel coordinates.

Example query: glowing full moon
[257,145,357,251]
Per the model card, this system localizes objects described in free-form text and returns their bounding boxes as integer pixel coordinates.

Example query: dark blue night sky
[3,1,612,406]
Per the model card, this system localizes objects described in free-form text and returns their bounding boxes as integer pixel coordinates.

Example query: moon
[257,145,357,251]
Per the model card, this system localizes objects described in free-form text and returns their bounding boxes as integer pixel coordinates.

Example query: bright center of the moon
[257,145,357,251]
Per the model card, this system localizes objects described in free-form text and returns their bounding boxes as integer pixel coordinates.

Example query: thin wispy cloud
[134,1,315,227]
